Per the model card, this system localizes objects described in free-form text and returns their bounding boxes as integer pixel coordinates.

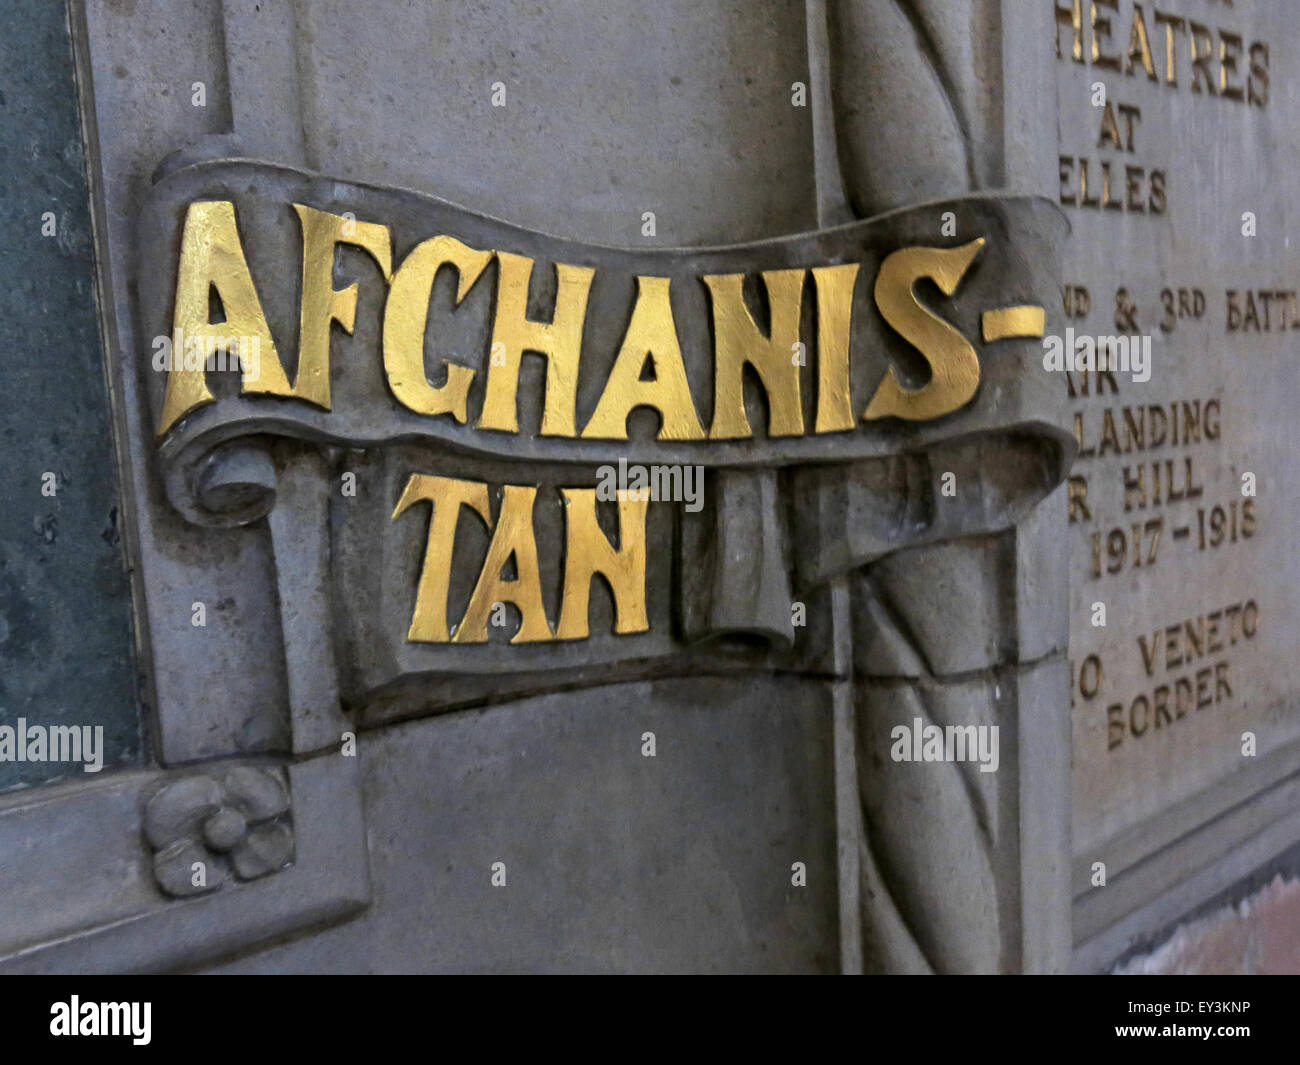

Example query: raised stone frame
[0,1,370,974]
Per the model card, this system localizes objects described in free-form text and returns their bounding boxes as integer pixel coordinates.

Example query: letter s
[863,238,985,422]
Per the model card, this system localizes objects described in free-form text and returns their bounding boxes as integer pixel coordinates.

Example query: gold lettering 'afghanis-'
[155,200,1041,439]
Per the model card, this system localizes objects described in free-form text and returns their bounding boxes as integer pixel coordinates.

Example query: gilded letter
[1126,3,1157,80]
[556,488,649,639]
[478,252,595,436]
[863,239,985,422]
[293,204,393,410]
[392,474,492,643]
[582,276,705,440]
[706,269,806,438]
[813,264,859,433]
[455,485,553,643]
[157,201,287,436]
[1055,0,1083,62]
[1090,0,1122,71]
[383,235,493,421]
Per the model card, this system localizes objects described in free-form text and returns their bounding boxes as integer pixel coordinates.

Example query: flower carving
[144,766,293,898]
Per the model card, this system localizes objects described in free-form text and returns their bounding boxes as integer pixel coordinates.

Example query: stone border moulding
[0,755,368,973]
[1070,732,1300,972]
[0,2,372,974]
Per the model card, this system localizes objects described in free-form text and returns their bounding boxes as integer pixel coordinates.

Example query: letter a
[157,201,289,435]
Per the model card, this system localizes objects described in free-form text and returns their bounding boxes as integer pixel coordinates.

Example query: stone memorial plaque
[0,0,1085,975]
[15,0,1300,977]
[1053,0,1300,959]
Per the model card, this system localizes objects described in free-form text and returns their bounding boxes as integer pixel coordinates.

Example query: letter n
[555,488,650,639]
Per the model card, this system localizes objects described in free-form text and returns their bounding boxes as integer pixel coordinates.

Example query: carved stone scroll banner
[136,158,1072,720]
[139,161,1070,483]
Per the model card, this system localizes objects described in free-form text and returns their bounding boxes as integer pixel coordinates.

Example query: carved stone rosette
[144,767,294,898]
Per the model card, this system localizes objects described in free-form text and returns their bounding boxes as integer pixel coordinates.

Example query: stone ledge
[1116,874,1300,975]
[0,752,368,973]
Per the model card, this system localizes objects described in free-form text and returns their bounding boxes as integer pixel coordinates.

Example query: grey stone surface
[212,677,838,973]
[230,821,293,880]
[852,536,1012,679]
[222,765,288,822]
[289,0,819,248]
[17,0,1289,978]
[1015,481,1071,664]
[143,775,222,848]
[202,806,247,852]
[855,671,1010,972]
[142,765,294,898]
[154,839,224,897]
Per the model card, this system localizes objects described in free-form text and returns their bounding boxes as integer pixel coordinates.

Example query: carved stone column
[826,0,1072,972]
